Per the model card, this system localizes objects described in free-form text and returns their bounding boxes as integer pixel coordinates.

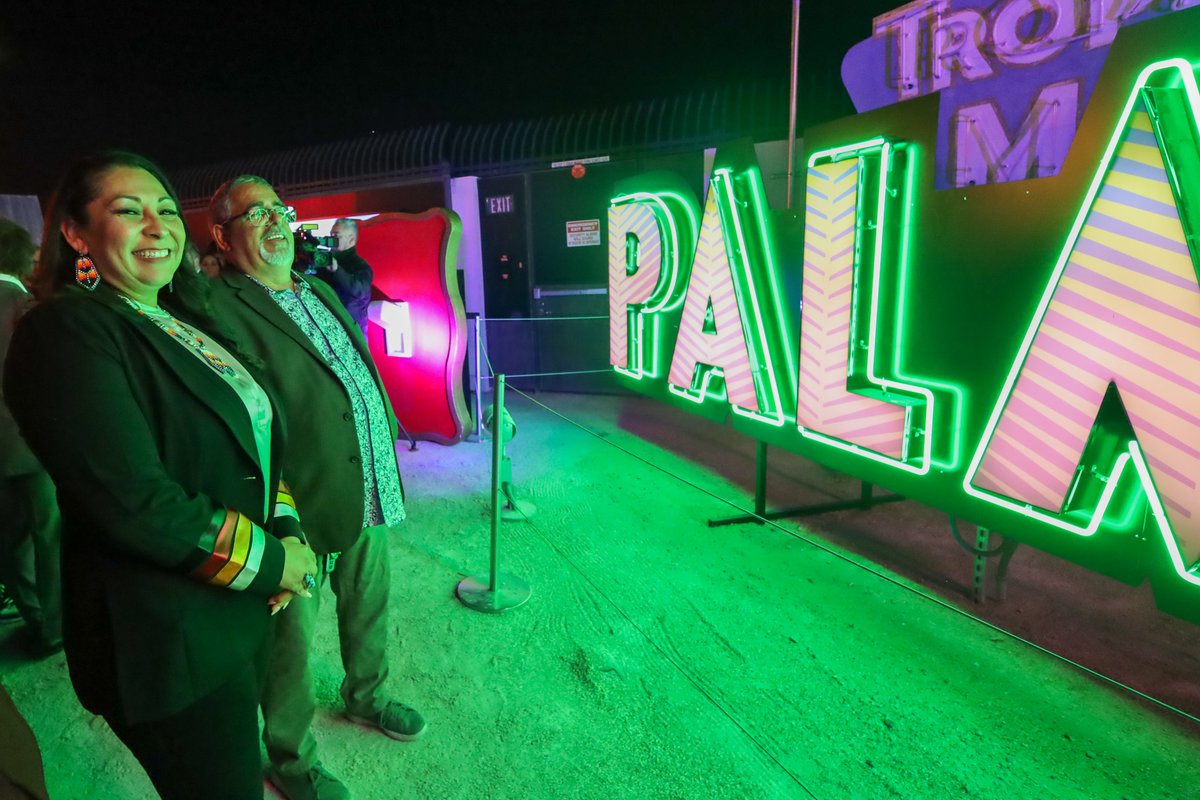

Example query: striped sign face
[971,108,1193,514]
[796,152,912,462]
[792,140,959,477]
[667,175,767,414]
[965,59,1200,581]
[609,56,1200,615]
[608,185,696,381]
[608,202,663,376]
[606,164,793,427]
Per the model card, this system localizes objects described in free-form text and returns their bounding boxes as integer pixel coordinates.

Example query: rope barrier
[471,346,819,796]
[482,315,607,322]
[501,385,1200,729]
[480,369,612,380]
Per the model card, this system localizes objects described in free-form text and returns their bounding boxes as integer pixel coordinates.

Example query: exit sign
[485,195,514,215]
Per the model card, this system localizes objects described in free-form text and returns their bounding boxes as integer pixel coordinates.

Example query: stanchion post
[456,373,531,613]
[488,374,504,592]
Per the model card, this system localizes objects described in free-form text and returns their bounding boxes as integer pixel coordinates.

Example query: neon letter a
[967,60,1200,581]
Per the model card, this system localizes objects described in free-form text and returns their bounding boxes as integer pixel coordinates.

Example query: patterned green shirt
[258,276,405,529]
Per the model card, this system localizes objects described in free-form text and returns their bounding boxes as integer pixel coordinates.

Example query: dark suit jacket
[0,280,38,477]
[211,270,402,554]
[3,286,293,725]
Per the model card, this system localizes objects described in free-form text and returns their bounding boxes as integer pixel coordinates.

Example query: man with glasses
[209,176,424,800]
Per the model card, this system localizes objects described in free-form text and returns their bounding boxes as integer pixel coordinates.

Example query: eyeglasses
[221,205,298,227]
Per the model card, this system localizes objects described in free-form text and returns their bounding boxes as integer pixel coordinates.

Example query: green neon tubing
[962,59,1200,578]
[610,191,693,381]
[798,139,944,474]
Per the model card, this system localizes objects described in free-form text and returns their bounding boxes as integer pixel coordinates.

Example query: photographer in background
[315,218,372,334]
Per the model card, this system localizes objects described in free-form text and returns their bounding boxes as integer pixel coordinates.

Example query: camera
[293,223,335,274]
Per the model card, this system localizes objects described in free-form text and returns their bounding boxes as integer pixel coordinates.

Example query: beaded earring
[74,253,100,291]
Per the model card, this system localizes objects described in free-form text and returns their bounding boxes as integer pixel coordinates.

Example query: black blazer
[0,280,37,477]
[211,270,402,554]
[3,286,295,725]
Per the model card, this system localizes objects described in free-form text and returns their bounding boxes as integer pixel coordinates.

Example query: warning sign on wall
[565,219,601,248]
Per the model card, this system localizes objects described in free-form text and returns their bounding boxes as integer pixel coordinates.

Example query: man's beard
[259,241,293,267]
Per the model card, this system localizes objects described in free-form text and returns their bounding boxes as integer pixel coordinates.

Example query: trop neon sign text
[842,0,1197,188]
[609,59,1200,607]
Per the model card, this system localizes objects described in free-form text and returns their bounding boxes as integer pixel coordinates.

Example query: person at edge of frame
[0,215,63,659]
[4,151,318,800]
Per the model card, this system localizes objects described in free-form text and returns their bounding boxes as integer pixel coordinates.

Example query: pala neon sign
[609,57,1200,618]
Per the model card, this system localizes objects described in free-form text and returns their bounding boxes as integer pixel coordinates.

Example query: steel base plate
[456,573,531,614]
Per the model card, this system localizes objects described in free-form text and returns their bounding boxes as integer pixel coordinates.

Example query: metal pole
[455,372,531,613]
[786,0,802,210]
[489,374,504,594]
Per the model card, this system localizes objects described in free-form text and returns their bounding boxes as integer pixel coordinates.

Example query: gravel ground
[2,391,1198,799]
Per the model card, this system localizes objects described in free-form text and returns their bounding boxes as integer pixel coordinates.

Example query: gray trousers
[261,524,393,775]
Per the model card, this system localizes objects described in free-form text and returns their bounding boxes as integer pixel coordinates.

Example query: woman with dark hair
[198,250,223,279]
[3,151,318,800]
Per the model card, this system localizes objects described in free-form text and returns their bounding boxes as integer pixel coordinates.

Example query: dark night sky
[0,0,898,197]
